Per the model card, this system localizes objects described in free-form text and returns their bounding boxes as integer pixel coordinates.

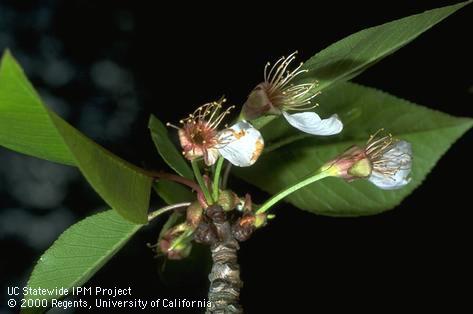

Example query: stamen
[207,103,221,125]
[166,122,180,130]
[366,129,385,147]
[272,63,306,91]
[209,105,235,129]
[262,51,323,111]
[269,53,298,88]
[365,130,408,179]
[264,62,271,82]
[286,103,319,111]
[266,56,287,84]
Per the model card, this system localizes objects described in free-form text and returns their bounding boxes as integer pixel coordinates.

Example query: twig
[204,205,243,314]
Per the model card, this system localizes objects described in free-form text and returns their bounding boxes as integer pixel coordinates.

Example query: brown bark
[198,205,243,314]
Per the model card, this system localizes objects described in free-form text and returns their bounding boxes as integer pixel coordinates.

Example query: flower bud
[165,241,192,260]
[158,223,193,260]
[254,213,267,228]
[218,190,240,212]
[186,201,203,228]
[232,212,268,242]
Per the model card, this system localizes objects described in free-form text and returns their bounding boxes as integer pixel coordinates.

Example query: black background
[0,0,472,313]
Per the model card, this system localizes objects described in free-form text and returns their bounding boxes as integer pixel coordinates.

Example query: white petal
[282,111,343,135]
[368,170,411,190]
[368,141,412,190]
[203,148,220,166]
[383,141,412,163]
[217,121,264,167]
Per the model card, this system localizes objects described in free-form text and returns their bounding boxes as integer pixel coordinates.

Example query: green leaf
[298,1,470,91]
[149,114,194,179]
[0,51,152,223]
[22,210,143,313]
[236,82,472,216]
[153,180,195,204]
[249,2,469,130]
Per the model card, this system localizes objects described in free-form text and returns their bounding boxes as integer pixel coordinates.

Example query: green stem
[221,162,232,189]
[147,202,191,222]
[192,160,213,204]
[212,157,225,201]
[256,169,331,214]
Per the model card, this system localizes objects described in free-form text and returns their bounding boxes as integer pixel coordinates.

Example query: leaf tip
[448,0,472,11]
[2,48,11,57]
[1,48,19,66]
[463,117,473,130]
[148,114,158,129]
[0,48,13,70]
[0,48,29,82]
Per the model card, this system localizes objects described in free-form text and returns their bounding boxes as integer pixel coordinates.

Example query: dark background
[0,0,471,313]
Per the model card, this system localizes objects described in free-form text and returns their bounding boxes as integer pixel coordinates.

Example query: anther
[166,122,180,130]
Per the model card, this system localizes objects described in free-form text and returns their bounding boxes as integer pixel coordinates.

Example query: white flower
[243,51,343,136]
[324,130,412,190]
[367,139,412,190]
[168,99,264,167]
[218,121,264,167]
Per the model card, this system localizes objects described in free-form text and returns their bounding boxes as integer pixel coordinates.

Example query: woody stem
[205,205,243,314]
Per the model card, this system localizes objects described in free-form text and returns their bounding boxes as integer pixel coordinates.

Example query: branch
[195,205,243,313]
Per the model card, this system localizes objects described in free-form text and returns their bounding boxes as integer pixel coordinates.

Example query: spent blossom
[168,99,264,167]
[243,51,343,136]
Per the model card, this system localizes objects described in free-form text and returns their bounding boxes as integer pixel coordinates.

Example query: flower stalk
[191,160,213,204]
[212,156,225,201]
[221,161,232,189]
[256,169,331,214]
